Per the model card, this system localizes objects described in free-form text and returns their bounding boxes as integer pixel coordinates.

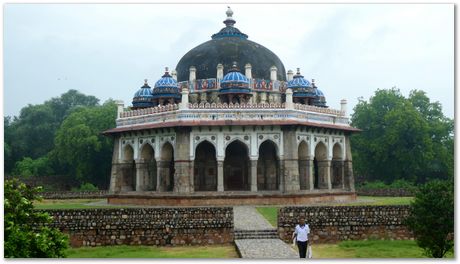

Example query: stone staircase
[234,229,279,240]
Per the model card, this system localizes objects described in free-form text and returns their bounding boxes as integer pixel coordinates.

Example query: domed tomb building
[104,8,359,206]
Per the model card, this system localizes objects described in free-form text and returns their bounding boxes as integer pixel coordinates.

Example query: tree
[12,156,54,178]
[4,178,69,258]
[351,88,453,184]
[4,90,100,175]
[405,180,454,258]
[53,100,117,188]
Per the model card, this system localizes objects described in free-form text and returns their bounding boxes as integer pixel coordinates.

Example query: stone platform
[107,190,356,206]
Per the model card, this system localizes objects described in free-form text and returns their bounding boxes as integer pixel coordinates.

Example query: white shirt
[294,224,310,242]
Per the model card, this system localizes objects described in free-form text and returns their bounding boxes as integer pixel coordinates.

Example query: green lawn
[312,240,454,258]
[65,245,239,258]
[256,207,278,227]
[33,199,125,209]
[256,196,414,227]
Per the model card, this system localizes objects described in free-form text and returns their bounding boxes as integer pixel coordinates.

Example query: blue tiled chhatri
[132,80,154,108]
[152,68,181,99]
[287,69,312,89]
[219,63,251,94]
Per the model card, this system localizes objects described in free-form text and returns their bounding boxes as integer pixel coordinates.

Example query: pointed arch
[298,140,310,190]
[257,140,279,190]
[139,143,157,191]
[332,143,344,189]
[313,141,328,189]
[121,144,136,192]
[159,142,175,192]
[194,140,217,191]
[224,140,250,191]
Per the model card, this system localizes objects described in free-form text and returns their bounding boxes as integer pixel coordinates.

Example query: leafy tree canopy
[53,100,116,188]
[5,90,100,174]
[351,88,453,184]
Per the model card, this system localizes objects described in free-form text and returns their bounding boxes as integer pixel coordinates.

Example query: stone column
[318,160,332,190]
[298,159,308,190]
[109,137,121,193]
[135,160,147,191]
[189,162,195,192]
[217,160,224,192]
[173,127,192,193]
[156,161,165,192]
[307,159,314,191]
[250,159,258,192]
[282,127,300,192]
[344,135,355,191]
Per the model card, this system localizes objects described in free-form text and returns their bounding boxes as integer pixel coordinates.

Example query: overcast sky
[4,3,454,118]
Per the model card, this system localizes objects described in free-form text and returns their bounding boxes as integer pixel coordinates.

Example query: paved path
[233,206,274,230]
[233,206,298,259]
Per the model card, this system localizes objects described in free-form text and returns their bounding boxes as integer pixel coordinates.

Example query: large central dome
[175,7,286,82]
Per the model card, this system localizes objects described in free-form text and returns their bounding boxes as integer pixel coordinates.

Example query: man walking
[292,217,310,258]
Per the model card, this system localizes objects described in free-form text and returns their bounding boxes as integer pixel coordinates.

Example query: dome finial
[165,67,169,73]
[224,6,236,27]
[296,68,300,74]
[226,6,233,18]
[144,79,148,85]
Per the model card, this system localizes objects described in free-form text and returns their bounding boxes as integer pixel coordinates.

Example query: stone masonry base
[107,191,356,206]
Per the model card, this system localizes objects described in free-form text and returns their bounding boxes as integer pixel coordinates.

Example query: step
[234,229,279,239]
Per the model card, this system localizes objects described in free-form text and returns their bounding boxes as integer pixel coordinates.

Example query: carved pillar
[250,159,258,192]
[344,135,355,191]
[173,127,192,193]
[135,160,146,191]
[282,127,300,192]
[318,160,331,189]
[156,161,166,192]
[217,160,224,192]
[298,158,308,190]
[109,137,121,193]
[307,159,314,191]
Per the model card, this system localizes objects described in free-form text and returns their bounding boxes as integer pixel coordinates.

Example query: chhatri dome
[175,6,286,81]
[132,79,154,109]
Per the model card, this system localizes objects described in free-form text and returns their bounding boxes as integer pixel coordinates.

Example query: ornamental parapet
[120,102,345,119]
[116,104,350,128]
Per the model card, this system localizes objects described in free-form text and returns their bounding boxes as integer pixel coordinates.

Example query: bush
[4,178,69,258]
[71,182,99,192]
[358,180,388,189]
[12,156,54,178]
[405,180,454,258]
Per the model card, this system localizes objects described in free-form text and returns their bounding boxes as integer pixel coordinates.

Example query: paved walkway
[233,206,274,230]
[233,206,298,259]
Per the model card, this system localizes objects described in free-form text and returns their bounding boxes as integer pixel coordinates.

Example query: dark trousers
[297,240,308,258]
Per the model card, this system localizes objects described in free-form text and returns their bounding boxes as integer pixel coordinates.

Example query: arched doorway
[160,142,175,192]
[314,141,328,189]
[194,141,217,191]
[298,141,310,190]
[139,144,157,191]
[121,145,136,191]
[332,143,344,189]
[257,140,279,190]
[224,140,249,191]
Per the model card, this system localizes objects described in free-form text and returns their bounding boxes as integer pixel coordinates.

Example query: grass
[65,245,239,258]
[33,199,125,209]
[256,207,278,227]
[312,240,454,258]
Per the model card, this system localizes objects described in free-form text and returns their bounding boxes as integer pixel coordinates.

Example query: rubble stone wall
[278,205,413,243]
[40,207,233,247]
